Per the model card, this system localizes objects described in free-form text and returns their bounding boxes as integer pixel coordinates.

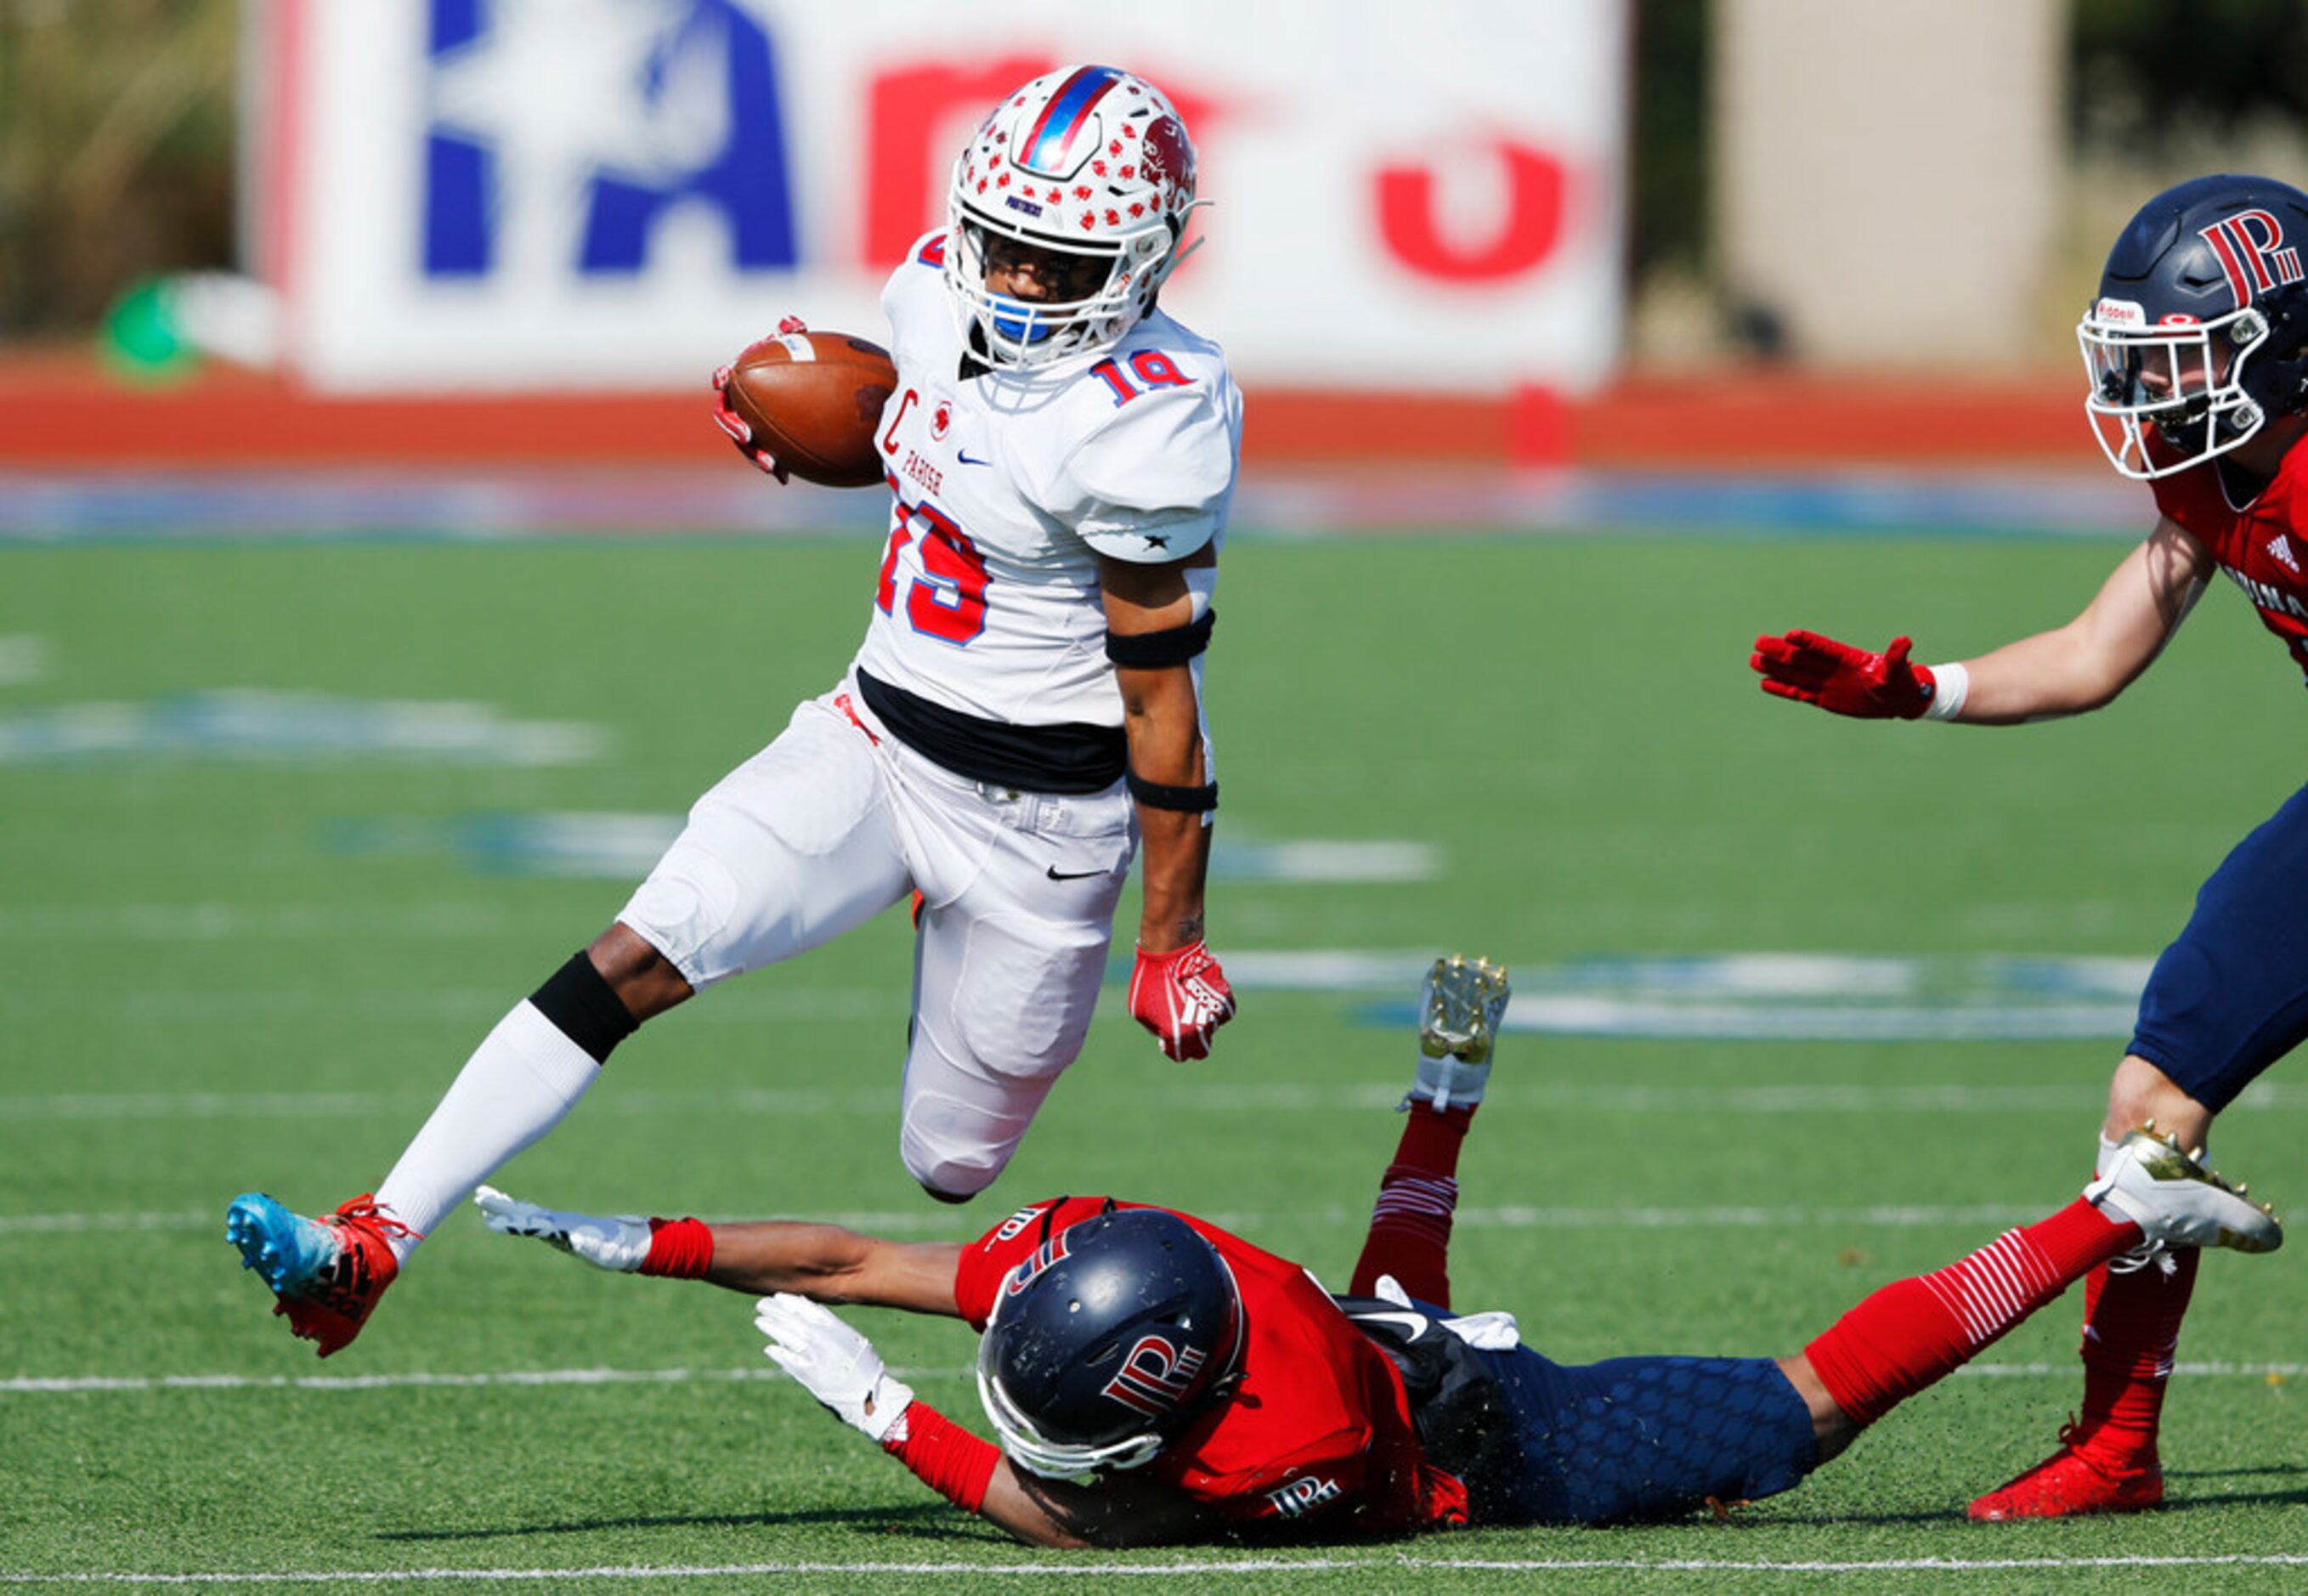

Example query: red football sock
[637,1216,714,1278]
[1805,1197,2140,1428]
[2069,1245,2199,1463]
[1350,1102,1476,1307]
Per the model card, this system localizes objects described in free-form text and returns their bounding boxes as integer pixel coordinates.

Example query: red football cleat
[1968,1423,2164,1520]
[227,1191,414,1358]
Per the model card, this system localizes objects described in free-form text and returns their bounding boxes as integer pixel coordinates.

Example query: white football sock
[374,1001,601,1264]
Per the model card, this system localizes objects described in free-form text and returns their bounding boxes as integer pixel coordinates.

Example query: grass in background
[3,534,2306,1590]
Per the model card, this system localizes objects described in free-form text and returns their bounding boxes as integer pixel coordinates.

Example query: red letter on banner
[864,58,1049,269]
[1376,141,1568,283]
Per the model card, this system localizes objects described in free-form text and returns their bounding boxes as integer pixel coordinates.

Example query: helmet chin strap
[1167,199,1214,268]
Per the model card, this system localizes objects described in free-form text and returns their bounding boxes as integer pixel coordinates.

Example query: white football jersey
[848,231,1242,729]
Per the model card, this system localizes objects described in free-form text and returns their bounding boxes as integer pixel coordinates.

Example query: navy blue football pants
[1471,1343,1817,1525]
[1444,780,2308,1526]
[2130,779,2308,1112]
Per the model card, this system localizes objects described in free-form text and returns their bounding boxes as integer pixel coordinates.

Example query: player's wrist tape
[638,1217,714,1278]
[1126,768,1219,812]
[1106,608,1216,668]
[882,1399,1000,1514]
[1921,661,1969,722]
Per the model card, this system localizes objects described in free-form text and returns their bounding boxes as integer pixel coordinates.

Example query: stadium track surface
[0,352,2087,472]
[0,465,2141,540]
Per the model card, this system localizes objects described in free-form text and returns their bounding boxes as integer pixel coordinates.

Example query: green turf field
[5,533,2307,1591]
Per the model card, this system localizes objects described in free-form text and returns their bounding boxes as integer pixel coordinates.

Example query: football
[719,330,897,488]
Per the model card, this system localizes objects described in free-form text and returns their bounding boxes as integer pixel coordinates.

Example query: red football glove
[1128,940,1236,1062]
[710,315,809,483]
[1751,629,1939,720]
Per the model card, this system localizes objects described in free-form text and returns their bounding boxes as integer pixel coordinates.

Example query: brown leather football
[720,331,897,488]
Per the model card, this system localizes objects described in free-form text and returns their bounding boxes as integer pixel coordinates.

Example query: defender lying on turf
[480,959,2280,1544]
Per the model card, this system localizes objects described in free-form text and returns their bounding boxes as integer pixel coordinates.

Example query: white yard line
[12,1080,2302,1121]
[0,1200,2059,1239]
[0,1367,805,1395]
[0,1206,994,1237]
[6,1358,2300,1399]
[8,1553,2308,1582]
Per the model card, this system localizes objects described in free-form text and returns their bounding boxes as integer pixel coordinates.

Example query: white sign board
[252,0,1627,393]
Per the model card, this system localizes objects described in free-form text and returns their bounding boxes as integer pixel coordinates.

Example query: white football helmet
[946,65,1202,370]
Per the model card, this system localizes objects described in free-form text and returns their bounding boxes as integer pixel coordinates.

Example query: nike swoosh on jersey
[1046,865,1106,880]
[957,450,992,466]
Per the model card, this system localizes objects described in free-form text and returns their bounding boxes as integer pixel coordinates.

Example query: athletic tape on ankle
[529,951,639,1063]
[884,1400,1000,1513]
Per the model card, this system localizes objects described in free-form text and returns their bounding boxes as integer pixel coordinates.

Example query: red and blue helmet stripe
[1017,65,1123,178]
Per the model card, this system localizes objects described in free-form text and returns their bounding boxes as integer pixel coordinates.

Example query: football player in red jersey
[1753,174,2308,1520]
[478,958,2276,1544]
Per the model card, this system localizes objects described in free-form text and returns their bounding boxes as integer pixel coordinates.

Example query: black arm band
[1126,768,1219,812]
[1106,608,1216,669]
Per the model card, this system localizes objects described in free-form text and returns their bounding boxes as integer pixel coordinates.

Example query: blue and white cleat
[227,1193,337,1295]
[227,1191,410,1357]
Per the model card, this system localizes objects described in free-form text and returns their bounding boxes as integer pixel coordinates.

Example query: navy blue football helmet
[2080,173,2308,478]
[975,1207,1244,1477]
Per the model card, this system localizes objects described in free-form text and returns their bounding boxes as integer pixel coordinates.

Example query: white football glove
[474,1185,653,1273]
[755,1292,915,1444]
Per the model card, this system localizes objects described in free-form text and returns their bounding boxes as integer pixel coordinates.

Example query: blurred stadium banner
[238,0,1627,394]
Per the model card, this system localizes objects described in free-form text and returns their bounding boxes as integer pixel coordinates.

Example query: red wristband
[637,1216,713,1278]
[882,1400,1000,1514]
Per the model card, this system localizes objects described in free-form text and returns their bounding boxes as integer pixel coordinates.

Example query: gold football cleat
[1410,955,1512,1112]
[1419,954,1513,1064]
[2091,1127,2283,1256]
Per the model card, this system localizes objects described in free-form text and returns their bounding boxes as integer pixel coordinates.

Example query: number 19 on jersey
[877,496,992,646]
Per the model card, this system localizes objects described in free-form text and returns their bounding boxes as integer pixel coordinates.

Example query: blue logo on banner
[424,0,796,278]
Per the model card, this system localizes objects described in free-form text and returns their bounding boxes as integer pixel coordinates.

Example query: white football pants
[617,679,1137,1197]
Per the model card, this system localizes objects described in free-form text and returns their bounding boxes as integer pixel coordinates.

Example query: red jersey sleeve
[953,1196,1131,1331]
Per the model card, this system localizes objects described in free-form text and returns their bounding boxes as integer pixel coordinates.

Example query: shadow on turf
[381,1470,2308,1545]
[379,1505,974,1543]
[2168,1463,2308,1481]
[1755,1486,2308,1527]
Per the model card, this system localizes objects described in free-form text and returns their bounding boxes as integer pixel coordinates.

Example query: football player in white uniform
[226,65,1242,1359]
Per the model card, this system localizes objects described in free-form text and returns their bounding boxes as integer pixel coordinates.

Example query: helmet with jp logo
[945,65,1202,371]
[2079,173,2308,479]
[975,1207,1244,1477]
